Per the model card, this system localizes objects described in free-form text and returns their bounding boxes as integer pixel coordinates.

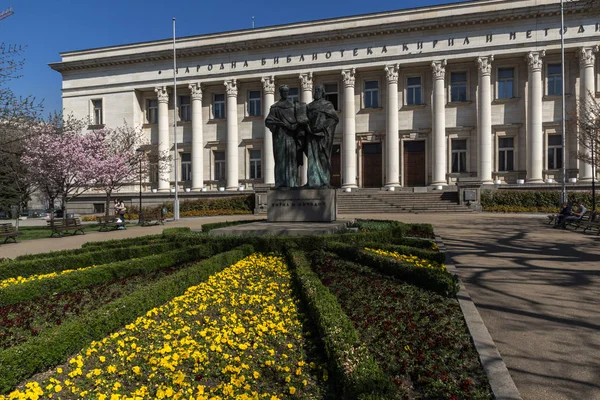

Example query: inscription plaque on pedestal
[267,189,336,222]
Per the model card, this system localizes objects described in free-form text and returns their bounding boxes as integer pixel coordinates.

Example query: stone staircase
[337,189,473,214]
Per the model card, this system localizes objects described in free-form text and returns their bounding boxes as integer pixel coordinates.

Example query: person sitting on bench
[557,200,586,229]
[554,202,572,227]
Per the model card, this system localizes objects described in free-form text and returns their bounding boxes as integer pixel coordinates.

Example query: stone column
[261,76,276,186]
[299,72,313,186]
[155,86,170,192]
[224,79,239,190]
[341,68,357,188]
[385,64,400,187]
[526,51,545,183]
[431,60,447,186]
[189,83,203,190]
[579,47,597,181]
[477,56,494,184]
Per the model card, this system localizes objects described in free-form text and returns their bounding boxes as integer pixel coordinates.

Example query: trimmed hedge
[327,242,459,297]
[80,234,165,250]
[0,245,254,394]
[481,189,600,212]
[0,242,189,281]
[0,243,225,306]
[286,249,395,400]
[201,219,262,233]
[361,241,445,264]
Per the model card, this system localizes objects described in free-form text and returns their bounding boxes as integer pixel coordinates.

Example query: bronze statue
[305,84,339,188]
[265,83,338,189]
[265,85,303,188]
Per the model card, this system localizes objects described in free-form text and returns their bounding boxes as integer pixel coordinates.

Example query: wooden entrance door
[330,144,341,187]
[404,141,426,186]
[362,143,382,188]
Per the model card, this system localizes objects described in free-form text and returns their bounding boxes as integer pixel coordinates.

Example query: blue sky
[1,0,463,117]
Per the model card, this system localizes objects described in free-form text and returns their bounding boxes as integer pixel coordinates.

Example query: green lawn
[4,223,138,242]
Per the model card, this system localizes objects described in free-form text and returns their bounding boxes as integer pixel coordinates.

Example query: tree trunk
[105,191,112,217]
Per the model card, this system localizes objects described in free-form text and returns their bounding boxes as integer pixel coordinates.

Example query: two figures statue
[265,84,339,189]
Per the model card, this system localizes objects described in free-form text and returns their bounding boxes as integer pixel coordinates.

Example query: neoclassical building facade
[50,0,599,191]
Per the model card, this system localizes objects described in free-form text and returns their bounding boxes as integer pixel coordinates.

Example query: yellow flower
[289,386,297,394]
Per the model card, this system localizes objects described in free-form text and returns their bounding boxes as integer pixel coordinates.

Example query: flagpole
[560,0,567,204]
[172,17,180,221]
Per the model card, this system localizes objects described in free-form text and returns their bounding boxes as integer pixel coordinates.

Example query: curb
[435,233,522,400]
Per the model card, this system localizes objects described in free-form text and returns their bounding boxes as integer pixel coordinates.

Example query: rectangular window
[146,99,158,124]
[498,137,514,171]
[181,153,192,181]
[364,81,379,108]
[497,68,515,99]
[450,72,468,102]
[179,96,191,122]
[547,134,563,169]
[548,64,562,96]
[324,83,339,110]
[214,151,225,180]
[406,76,422,105]
[93,203,105,214]
[288,87,299,103]
[213,94,225,119]
[92,99,103,125]
[249,149,262,179]
[248,91,261,117]
[451,139,467,173]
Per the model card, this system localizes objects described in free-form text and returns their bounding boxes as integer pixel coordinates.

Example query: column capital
[431,60,447,80]
[526,51,546,72]
[189,83,203,101]
[476,55,494,76]
[299,72,313,92]
[155,86,169,103]
[341,68,356,88]
[579,46,599,68]
[224,79,238,97]
[261,76,275,94]
[384,64,400,84]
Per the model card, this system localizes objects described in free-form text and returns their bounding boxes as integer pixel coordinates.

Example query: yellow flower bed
[365,248,445,271]
[1,254,325,400]
[0,266,94,290]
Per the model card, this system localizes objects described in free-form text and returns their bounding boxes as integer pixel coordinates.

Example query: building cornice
[49,0,576,73]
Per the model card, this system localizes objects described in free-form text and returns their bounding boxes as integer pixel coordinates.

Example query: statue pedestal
[267,188,336,222]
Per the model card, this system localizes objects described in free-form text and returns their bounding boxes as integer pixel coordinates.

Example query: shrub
[286,249,396,399]
[0,245,254,394]
[201,219,262,233]
[0,242,186,280]
[327,242,459,297]
[0,244,223,306]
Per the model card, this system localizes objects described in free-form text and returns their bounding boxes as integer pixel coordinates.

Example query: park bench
[580,212,600,235]
[96,215,126,231]
[47,217,85,237]
[562,211,590,230]
[139,210,166,226]
[0,223,22,244]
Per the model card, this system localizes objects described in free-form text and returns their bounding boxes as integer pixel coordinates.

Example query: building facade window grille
[497,68,515,99]
[451,139,467,173]
[214,151,226,180]
[364,80,379,108]
[181,152,192,181]
[547,134,563,169]
[547,64,562,96]
[248,91,261,116]
[179,96,191,121]
[213,94,225,119]
[498,137,515,171]
[92,99,103,125]
[146,99,158,124]
[450,72,468,102]
[249,149,262,179]
[406,76,422,105]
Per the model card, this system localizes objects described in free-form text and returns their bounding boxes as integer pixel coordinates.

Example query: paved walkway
[1,213,599,399]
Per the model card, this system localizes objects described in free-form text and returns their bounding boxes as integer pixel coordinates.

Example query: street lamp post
[136,147,145,225]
